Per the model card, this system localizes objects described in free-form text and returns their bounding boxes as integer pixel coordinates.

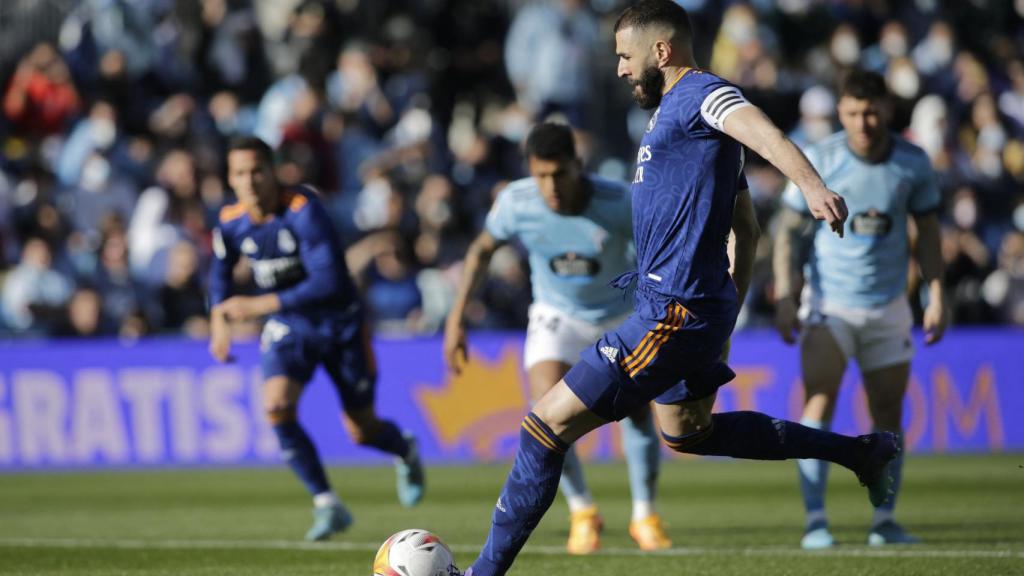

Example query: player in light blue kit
[444,122,671,554]
[774,69,947,549]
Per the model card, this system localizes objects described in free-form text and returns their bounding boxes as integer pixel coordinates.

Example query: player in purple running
[208,136,424,541]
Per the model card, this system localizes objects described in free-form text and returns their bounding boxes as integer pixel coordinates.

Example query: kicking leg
[467,380,607,576]
[529,360,601,555]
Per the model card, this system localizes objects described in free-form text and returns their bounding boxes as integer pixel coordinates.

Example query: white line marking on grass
[0,537,1021,560]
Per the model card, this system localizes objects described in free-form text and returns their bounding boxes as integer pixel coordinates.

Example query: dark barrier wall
[0,329,1020,469]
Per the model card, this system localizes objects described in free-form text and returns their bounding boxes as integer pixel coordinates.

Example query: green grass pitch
[1,454,1021,575]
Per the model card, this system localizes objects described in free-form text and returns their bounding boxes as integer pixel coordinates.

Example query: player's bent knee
[531,381,605,444]
[343,411,380,445]
[266,405,298,425]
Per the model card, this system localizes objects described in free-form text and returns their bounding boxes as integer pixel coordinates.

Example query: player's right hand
[443,320,468,375]
[805,187,848,238]
[209,332,234,363]
[774,296,800,345]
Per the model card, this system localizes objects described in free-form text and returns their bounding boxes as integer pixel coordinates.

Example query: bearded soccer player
[208,136,424,541]
[458,2,900,574]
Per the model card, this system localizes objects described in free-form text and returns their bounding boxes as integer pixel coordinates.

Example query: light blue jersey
[783,132,940,308]
[485,175,634,324]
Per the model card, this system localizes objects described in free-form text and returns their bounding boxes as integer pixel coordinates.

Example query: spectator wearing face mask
[941,187,993,324]
[913,21,957,93]
[862,21,909,74]
[504,0,599,128]
[788,85,836,149]
[982,228,1024,325]
[55,99,119,188]
[58,149,137,240]
[1,237,73,333]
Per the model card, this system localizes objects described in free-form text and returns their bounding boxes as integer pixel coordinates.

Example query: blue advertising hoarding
[0,329,1020,469]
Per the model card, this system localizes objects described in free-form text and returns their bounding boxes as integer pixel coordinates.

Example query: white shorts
[523,302,628,369]
[799,292,914,372]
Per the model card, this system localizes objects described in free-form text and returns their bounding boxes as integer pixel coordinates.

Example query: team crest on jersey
[850,209,893,237]
[278,229,297,253]
[646,107,661,133]
[549,253,601,277]
[240,237,258,255]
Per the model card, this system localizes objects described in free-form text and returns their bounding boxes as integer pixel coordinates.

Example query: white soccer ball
[372,529,459,576]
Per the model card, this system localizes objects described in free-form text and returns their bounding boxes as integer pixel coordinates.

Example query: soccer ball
[373,529,459,576]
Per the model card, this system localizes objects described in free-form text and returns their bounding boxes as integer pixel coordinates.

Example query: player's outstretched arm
[722,106,848,237]
[772,207,810,345]
[443,230,503,375]
[913,212,947,345]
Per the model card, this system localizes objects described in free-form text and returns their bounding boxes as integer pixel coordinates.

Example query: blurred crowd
[1,0,1022,341]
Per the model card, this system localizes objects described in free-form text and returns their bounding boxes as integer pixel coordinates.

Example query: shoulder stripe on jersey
[288,193,308,212]
[700,85,753,132]
[710,94,742,117]
[718,100,748,118]
[219,203,247,223]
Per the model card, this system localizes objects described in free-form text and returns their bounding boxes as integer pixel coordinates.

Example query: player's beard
[631,66,665,110]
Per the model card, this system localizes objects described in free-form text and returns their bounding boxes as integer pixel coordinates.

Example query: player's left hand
[219,295,280,322]
[923,299,947,345]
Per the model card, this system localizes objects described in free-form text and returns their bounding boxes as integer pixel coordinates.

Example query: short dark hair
[838,68,889,102]
[614,0,692,43]
[524,122,576,162]
[227,136,274,164]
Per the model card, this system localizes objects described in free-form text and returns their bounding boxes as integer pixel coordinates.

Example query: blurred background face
[227,149,276,210]
[528,155,582,213]
[21,237,52,269]
[68,289,102,336]
[165,242,199,288]
[838,95,889,157]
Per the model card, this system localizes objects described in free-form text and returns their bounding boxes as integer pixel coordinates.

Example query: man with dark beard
[458,3,896,575]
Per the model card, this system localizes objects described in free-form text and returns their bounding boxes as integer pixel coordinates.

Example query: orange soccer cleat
[629,514,672,551]
[566,506,603,555]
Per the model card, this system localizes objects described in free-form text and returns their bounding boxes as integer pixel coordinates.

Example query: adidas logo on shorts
[600,346,619,363]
